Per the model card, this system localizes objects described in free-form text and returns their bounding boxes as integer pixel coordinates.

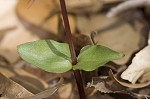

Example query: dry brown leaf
[0,66,49,94]
[0,26,39,63]
[62,0,103,14]
[104,0,121,4]
[121,39,150,84]
[22,66,58,83]
[0,72,33,98]
[0,68,63,99]
[87,76,126,93]
[23,78,63,99]
[0,67,14,78]
[0,0,40,64]
[13,68,48,93]
[58,83,72,99]
[109,70,150,88]
[16,0,76,34]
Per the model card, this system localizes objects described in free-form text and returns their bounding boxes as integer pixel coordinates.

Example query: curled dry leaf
[107,0,150,18]
[121,39,150,84]
[109,70,150,88]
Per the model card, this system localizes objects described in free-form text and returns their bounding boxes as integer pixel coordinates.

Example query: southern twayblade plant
[18,40,123,73]
[18,0,124,99]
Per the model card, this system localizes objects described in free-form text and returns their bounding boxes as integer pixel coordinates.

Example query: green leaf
[73,45,124,71]
[17,40,72,73]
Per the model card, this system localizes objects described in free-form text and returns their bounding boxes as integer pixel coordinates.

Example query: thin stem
[59,0,76,65]
[59,0,86,99]
[90,31,97,45]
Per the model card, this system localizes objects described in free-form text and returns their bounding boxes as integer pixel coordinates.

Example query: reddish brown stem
[59,0,86,99]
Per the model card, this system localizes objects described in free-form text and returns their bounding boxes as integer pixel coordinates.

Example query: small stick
[59,0,86,99]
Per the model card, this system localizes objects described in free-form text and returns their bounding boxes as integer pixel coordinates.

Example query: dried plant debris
[87,70,150,98]
[0,71,63,99]
[23,77,63,99]
[58,83,72,99]
[107,0,150,18]
[126,88,150,99]
[121,39,150,84]
[0,26,39,64]
[16,0,76,34]
[0,72,33,98]
[109,70,150,88]
[0,0,40,64]
[0,66,49,94]
[0,0,150,99]
[87,75,126,93]
[64,0,103,14]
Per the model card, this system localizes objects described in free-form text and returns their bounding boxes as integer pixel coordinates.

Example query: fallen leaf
[63,0,103,14]
[121,39,150,84]
[0,67,15,78]
[16,0,76,34]
[58,83,72,99]
[0,72,33,98]
[0,69,63,99]
[22,66,59,83]
[109,70,150,88]
[104,0,121,4]
[0,26,39,63]
[0,0,41,64]
[13,68,48,93]
[23,77,63,99]
[0,65,49,94]
[87,75,126,93]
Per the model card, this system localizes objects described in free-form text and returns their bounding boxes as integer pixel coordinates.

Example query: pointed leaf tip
[73,45,124,71]
[17,40,72,73]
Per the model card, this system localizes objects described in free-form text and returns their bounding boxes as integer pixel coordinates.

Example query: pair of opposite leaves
[18,40,123,73]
